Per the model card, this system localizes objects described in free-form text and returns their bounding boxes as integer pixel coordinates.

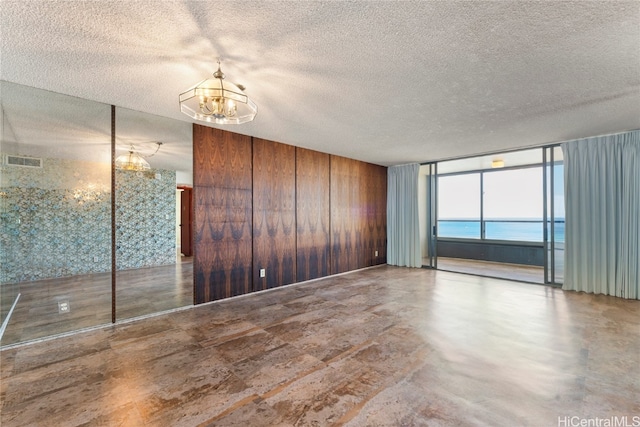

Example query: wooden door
[179,187,193,257]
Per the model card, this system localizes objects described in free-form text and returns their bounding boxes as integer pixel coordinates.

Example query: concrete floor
[1,265,639,426]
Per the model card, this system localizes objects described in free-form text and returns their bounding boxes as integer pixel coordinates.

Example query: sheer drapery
[387,163,421,267]
[562,130,640,299]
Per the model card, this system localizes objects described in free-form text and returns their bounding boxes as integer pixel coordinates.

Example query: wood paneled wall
[193,126,252,303]
[193,126,387,304]
[296,148,330,282]
[253,138,296,290]
[330,156,358,274]
[367,163,388,266]
[330,157,388,274]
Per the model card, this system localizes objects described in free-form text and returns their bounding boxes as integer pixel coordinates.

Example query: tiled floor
[1,266,639,426]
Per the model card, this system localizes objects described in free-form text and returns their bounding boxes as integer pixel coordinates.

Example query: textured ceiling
[1,0,639,168]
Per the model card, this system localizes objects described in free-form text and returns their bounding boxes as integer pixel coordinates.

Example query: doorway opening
[177,186,193,258]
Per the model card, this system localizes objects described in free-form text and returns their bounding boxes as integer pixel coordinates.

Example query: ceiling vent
[4,155,43,168]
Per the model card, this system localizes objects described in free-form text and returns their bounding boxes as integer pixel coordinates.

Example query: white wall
[176,170,192,186]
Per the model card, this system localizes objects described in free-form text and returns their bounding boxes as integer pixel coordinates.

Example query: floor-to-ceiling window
[425,147,562,284]
[483,166,543,241]
[438,172,482,239]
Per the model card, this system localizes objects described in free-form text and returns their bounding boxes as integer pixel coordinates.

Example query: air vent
[4,155,43,168]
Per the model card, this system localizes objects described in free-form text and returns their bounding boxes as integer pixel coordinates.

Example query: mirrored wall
[0,81,193,347]
[114,107,193,320]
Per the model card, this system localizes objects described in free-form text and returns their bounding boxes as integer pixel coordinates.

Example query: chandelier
[179,60,257,125]
[114,142,162,172]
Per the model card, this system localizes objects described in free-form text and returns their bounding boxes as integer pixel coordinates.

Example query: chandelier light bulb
[115,149,151,171]
[179,60,257,125]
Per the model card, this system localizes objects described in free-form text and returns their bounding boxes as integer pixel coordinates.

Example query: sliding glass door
[419,163,437,268]
[483,166,544,242]
[544,146,564,285]
[431,148,552,283]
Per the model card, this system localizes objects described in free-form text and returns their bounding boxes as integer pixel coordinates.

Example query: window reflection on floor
[428,257,544,284]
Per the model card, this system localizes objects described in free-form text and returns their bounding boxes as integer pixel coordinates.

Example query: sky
[438,165,565,220]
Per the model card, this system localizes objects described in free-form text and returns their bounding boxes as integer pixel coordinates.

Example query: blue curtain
[387,163,421,267]
[562,130,640,299]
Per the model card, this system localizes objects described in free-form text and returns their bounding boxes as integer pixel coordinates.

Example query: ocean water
[438,220,565,243]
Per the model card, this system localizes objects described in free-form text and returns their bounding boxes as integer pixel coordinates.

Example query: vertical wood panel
[349,159,362,269]
[296,148,330,282]
[330,156,347,274]
[362,163,374,267]
[252,138,296,290]
[193,125,252,303]
[331,156,358,273]
[331,156,387,273]
[354,161,388,269]
[372,164,388,265]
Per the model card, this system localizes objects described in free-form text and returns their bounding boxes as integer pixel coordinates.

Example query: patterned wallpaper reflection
[115,169,176,271]
[0,157,176,284]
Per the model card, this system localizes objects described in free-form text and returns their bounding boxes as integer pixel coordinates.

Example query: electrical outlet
[375,250,378,256]
[260,268,266,278]
[58,301,70,313]
[93,256,99,262]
